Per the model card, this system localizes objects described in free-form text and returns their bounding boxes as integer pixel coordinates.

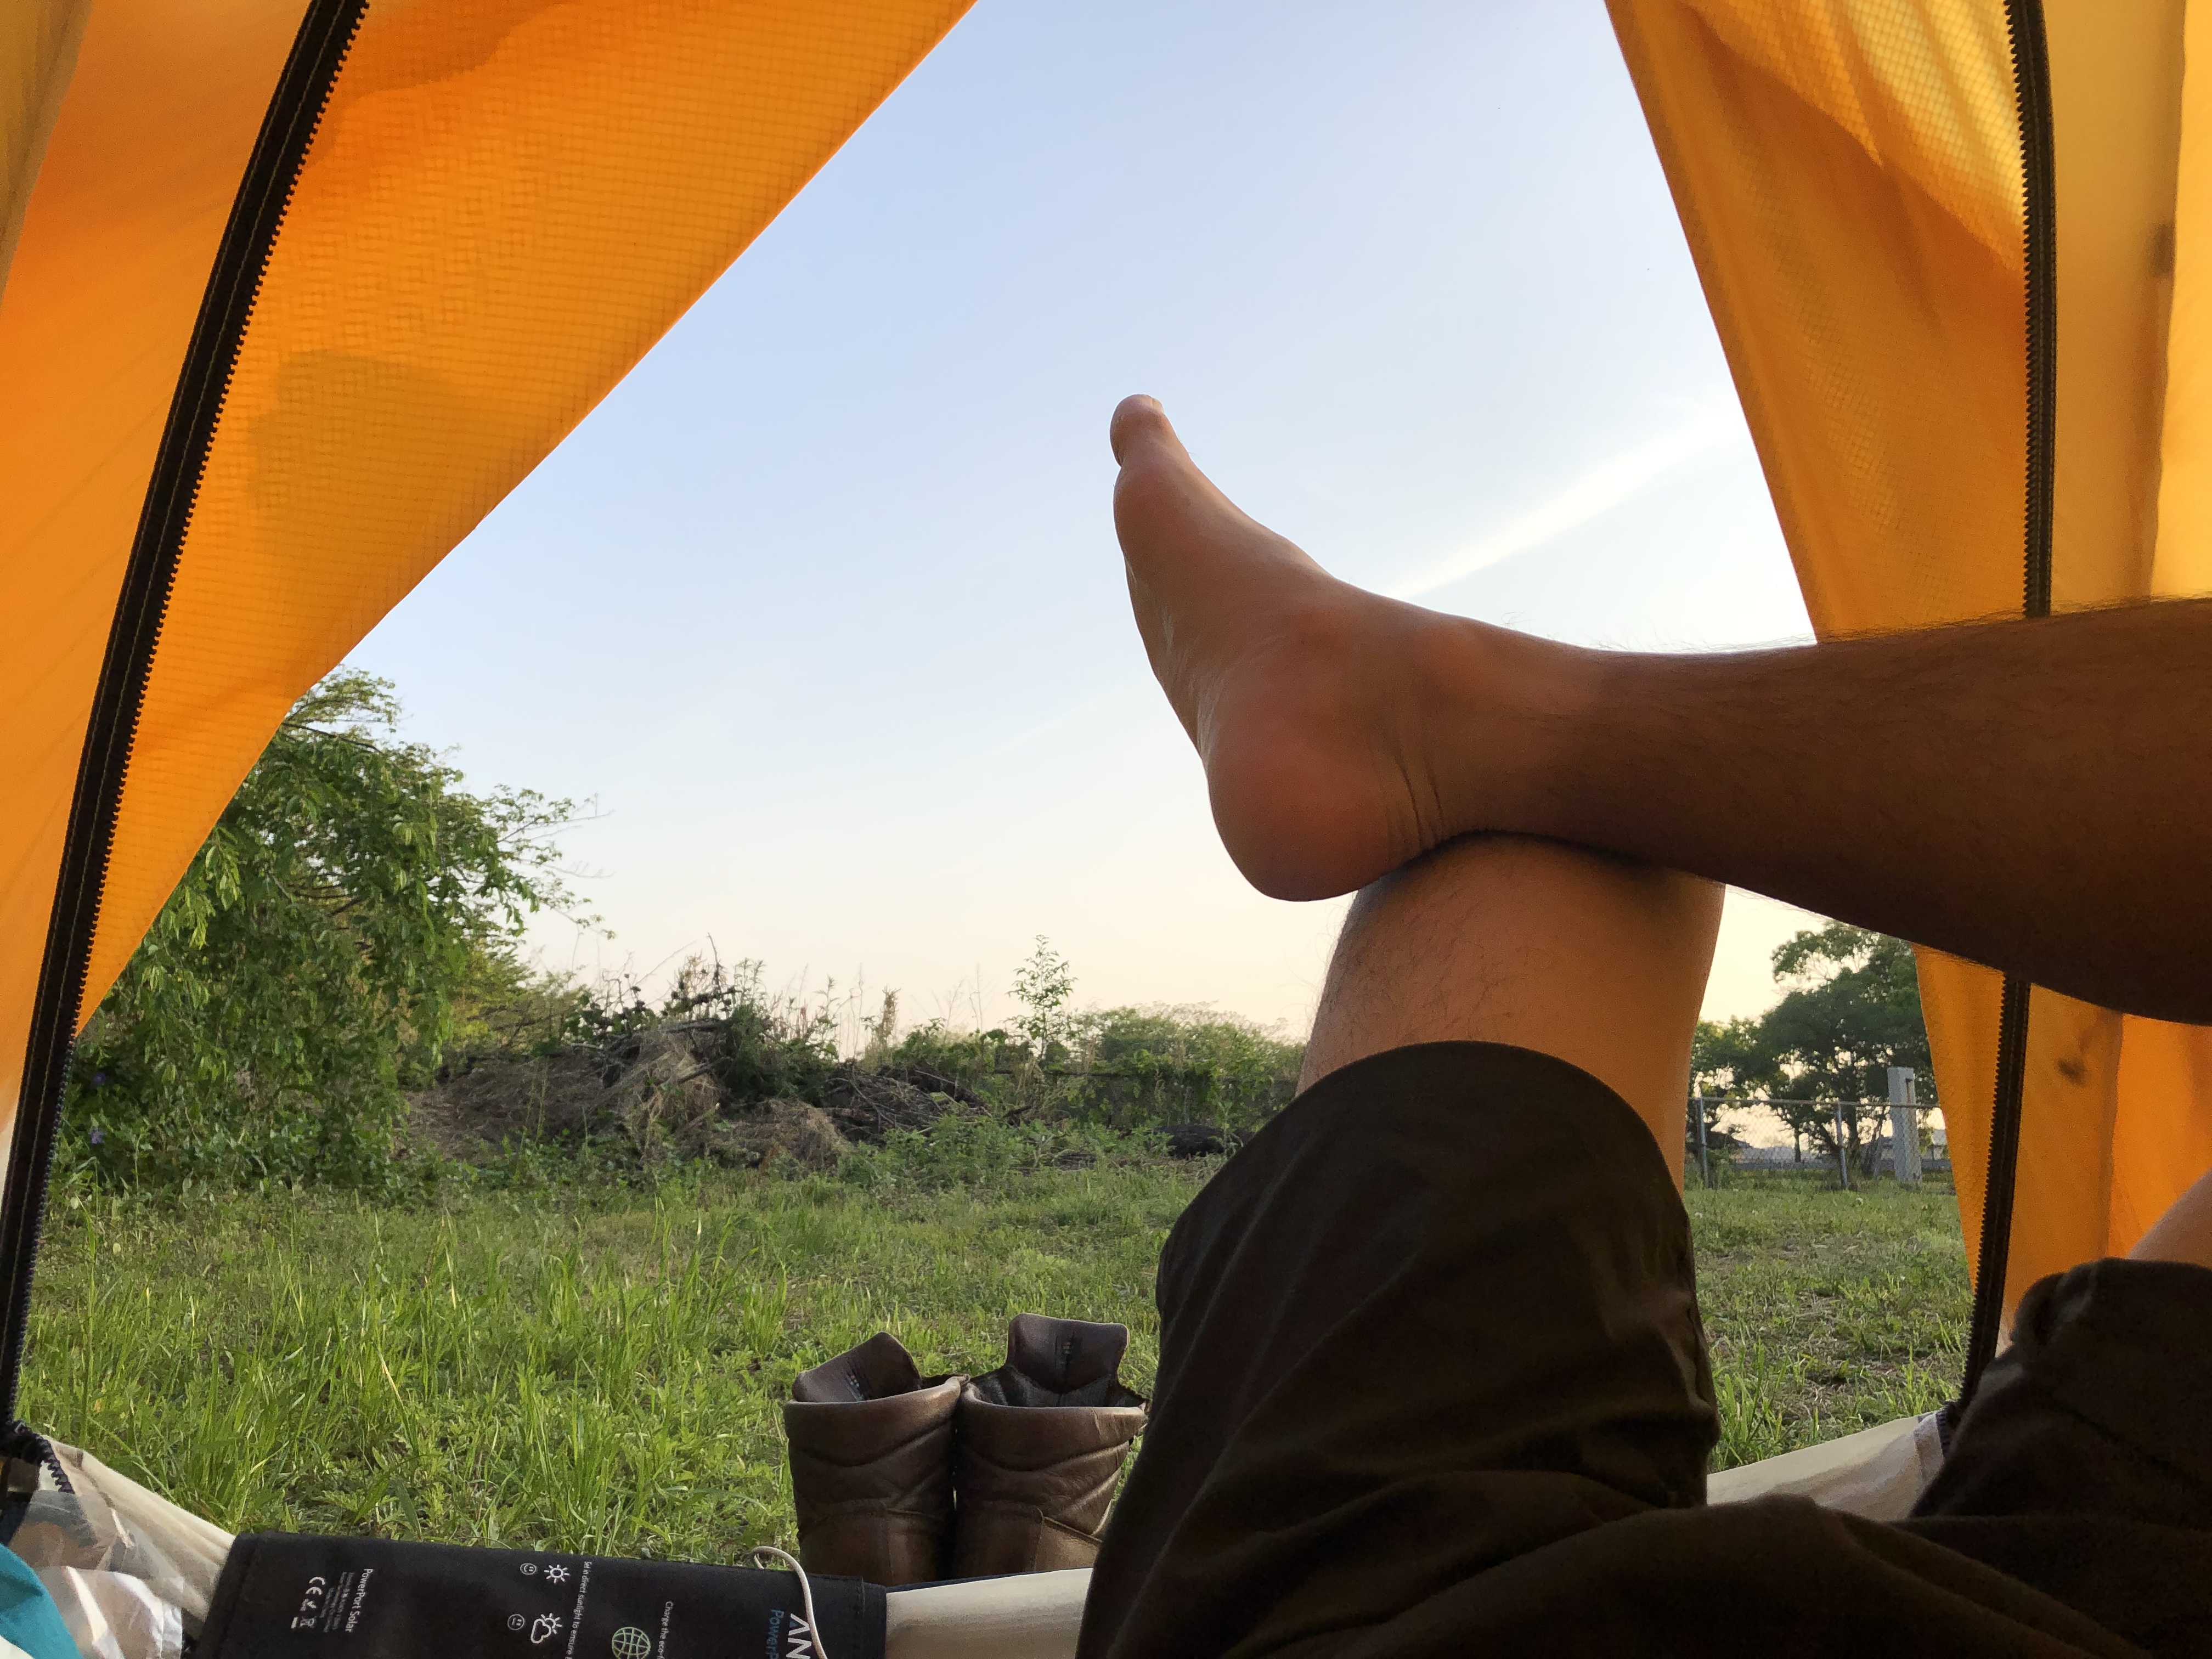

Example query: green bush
[878,1002,1302,1131]
[1066,1005,1303,1129]
[63,672,578,1192]
[876,1020,1020,1111]
[555,957,845,1113]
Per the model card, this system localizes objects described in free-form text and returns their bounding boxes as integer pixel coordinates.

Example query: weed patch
[1689,1180,1968,1466]
[28,1167,1966,1555]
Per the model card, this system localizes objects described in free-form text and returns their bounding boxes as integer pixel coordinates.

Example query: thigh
[1078,1041,1716,1659]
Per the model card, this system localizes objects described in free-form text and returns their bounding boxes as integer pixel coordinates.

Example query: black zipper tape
[0,0,366,1428]
[1962,0,2058,1408]
[1964,974,2034,1400]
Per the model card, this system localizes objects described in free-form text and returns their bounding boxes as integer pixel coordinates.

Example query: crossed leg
[1082,398,2212,1659]
[1090,456,1735,1647]
[1110,394,2212,1026]
[1113,390,2212,1232]
[1079,839,1724,1658]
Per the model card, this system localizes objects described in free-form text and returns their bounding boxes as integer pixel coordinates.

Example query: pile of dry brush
[408,1020,986,1173]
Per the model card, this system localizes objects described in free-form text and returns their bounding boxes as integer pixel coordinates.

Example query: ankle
[1414,614,1600,844]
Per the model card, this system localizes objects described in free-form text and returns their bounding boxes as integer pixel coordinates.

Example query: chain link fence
[1690,1067,1947,1189]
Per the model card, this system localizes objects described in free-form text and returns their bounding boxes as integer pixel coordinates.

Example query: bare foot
[1110,396,1567,900]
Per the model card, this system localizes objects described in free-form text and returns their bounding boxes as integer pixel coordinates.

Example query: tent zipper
[1961,0,2058,1408]
[0,0,366,1436]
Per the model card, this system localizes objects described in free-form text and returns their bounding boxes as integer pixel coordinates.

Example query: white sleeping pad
[1705,1412,1946,1521]
[885,1569,1090,1659]
[14,1417,1941,1659]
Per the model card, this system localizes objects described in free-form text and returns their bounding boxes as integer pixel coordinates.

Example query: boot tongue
[976,1315,1132,1407]
[791,1331,926,1402]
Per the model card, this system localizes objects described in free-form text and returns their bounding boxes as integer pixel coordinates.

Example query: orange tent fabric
[0,0,971,1127]
[0,0,86,290]
[1612,0,2212,1305]
[3,0,2207,1333]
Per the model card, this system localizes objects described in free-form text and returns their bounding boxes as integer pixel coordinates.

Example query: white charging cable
[748,1546,828,1659]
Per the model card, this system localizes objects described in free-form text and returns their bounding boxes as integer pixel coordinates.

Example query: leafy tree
[1691,1017,1760,1099]
[1692,923,1934,1164]
[64,671,580,1188]
[1009,936,1076,1064]
[1687,1015,1762,1159]
[1762,923,1932,1097]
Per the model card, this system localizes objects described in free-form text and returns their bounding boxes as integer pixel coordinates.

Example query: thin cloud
[980,403,1750,763]
[1385,403,1746,602]
[973,681,1143,763]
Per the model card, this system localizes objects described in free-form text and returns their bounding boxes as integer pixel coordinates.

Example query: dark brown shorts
[1077,1042,2212,1659]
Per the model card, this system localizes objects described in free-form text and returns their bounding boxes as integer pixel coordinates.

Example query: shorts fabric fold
[1077,1040,2212,1659]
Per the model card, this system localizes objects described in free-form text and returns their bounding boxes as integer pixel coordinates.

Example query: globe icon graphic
[612,1628,651,1659]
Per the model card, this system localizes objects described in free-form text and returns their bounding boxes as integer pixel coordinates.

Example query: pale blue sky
[351,1,1823,1041]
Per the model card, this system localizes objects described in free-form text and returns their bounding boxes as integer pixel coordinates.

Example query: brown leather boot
[785,1332,964,1584]
[950,1315,1149,1577]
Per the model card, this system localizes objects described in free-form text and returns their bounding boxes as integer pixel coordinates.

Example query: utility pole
[1888,1066,1921,1186]
[1833,1101,1851,1189]
[1694,1094,1710,1188]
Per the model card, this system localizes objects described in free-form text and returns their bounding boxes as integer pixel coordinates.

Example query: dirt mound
[708,1099,848,1171]
[820,1064,970,1143]
[410,1033,906,1167]
[409,1048,613,1158]
[606,1028,724,1154]
[411,1029,752,1164]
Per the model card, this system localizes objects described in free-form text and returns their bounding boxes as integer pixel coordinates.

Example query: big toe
[1109,393,1183,467]
[1110,395,1245,549]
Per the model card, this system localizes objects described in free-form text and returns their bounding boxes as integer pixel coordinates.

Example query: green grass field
[25,1142,1967,1561]
[1686,1175,1967,1465]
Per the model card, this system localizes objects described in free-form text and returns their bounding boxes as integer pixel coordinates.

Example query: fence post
[1888,1066,1921,1186]
[1833,1102,1850,1189]
[1695,1094,1710,1187]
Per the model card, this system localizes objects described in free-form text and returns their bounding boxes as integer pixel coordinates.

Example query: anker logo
[765,1611,816,1659]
